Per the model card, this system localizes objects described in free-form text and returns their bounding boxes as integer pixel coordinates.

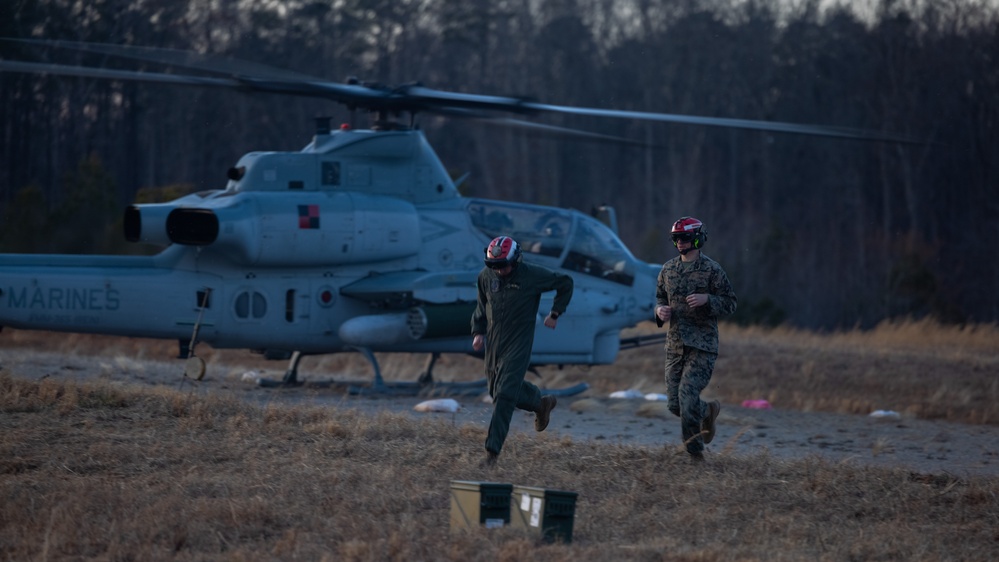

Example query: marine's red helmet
[671,216,707,249]
[484,236,522,269]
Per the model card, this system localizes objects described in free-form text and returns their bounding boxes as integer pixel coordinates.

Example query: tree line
[1,0,996,329]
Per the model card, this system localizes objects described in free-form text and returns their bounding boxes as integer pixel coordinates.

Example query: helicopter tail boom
[0,252,213,340]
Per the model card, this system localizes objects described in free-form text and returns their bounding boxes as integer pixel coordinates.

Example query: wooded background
[1,0,996,330]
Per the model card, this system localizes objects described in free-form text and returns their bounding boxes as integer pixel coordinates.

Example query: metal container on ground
[509,485,578,543]
[449,480,513,530]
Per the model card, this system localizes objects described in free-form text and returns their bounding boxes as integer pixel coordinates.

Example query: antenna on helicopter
[592,204,619,235]
[314,116,331,136]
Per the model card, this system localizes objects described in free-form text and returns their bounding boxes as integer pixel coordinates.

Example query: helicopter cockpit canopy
[468,200,636,286]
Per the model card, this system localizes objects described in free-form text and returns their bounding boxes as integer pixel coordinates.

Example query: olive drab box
[449,481,512,530]
[509,485,578,543]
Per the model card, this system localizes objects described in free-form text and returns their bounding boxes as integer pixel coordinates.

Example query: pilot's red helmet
[484,236,522,269]
[670,216,707,249]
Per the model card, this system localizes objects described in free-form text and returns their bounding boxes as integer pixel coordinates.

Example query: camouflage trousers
[665,346,718,455]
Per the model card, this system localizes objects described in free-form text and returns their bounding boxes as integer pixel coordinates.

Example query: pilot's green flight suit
[471,261,573,455]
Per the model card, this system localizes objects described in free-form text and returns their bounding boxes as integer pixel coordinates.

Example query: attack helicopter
[0,39,910,394]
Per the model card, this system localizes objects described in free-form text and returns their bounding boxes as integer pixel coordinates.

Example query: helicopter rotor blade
[0,37,402,109]
[488,117,652,146]
[1,37,321,82]
[424,105,652,146]
[0,54,511,115]
[0,60,242,89]
[0,37,919,144]
[525,102,918,143]
[399,85,536,115]
[396,84,918,143]
[0,59,398,108]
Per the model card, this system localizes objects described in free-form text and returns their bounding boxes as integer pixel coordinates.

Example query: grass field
[1,319,998,560]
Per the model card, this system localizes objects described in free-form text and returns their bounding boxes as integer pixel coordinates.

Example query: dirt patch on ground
[3,346,997,478]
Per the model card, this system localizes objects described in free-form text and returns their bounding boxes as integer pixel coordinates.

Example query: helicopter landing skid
[255,348,590,398]
[345,348,492,396]
[345,380,590,397]
[342,349,589,397]
[346,378,489,397]
[254,348,488,395]
[256,350,309,388]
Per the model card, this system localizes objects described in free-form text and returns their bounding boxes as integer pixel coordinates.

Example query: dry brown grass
[2,317,998,426]
[1,320,998,559]
[740,320,998,424]
[1,372,998,561]
[602,319,999,426]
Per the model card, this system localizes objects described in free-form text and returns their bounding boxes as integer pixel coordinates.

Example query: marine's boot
[702,400,721,444]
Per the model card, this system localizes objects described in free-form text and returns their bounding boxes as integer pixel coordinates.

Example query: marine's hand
[656,305,671,322]
[472,333,484,351]
[686,293,708,308]
[543,313,558,329]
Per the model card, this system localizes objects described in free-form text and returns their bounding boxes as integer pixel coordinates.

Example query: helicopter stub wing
[339,270,478,304]
[337,271,479,349]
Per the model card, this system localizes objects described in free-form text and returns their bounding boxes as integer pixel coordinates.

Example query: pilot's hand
[543,312,559,329]
[656,305,671,322]
[472,333,484,351]
[686,294,708,308]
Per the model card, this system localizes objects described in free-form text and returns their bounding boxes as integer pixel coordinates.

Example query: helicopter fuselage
[0,128,659,366]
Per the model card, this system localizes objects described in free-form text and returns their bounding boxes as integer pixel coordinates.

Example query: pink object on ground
[741,399,772,409]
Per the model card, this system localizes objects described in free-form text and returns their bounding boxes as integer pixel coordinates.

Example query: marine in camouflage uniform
[471,236,573,462]
[655,217,737,458]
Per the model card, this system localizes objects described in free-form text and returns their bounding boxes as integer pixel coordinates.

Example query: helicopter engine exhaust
[339,303,476,346]
[124,203,172,245]
[165,208,219,245]
[124,205,219,246]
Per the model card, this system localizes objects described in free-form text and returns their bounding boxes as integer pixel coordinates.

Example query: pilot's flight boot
[479,450,499,468]
[534,395,557,432]
[701,400,721,444]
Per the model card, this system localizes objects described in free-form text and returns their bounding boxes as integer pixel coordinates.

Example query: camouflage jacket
[655,253,737,353]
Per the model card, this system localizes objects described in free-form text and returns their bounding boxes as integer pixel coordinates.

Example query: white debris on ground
[869,409,901,419]
[414,398,462,413]
[609,389,645,399]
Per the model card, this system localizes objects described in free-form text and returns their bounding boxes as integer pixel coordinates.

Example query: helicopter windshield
[467,200,635,286]
[468,201,570,259]
[561,215,636,286]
